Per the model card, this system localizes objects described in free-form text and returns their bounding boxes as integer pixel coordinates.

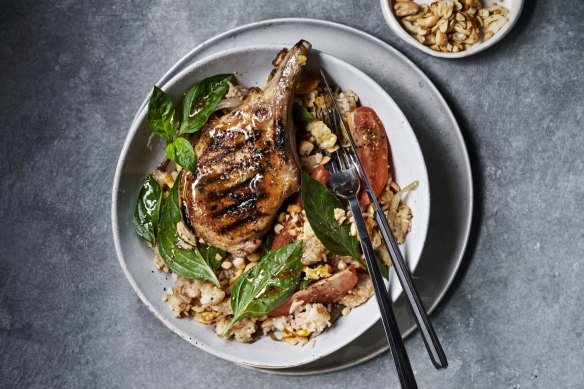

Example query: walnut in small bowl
[380,0,523,57]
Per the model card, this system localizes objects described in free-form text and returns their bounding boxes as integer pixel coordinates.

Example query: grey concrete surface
[1,1,582,388]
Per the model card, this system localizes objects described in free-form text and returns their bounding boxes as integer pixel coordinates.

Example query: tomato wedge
[269,266,358,316]
[347,107,390,206]
[271,217,297,249]
[309,165,329,185]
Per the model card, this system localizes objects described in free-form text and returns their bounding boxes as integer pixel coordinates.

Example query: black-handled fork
[323,111,418,389]
[320,69,448,370]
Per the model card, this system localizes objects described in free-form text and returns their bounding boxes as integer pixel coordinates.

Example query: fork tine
[328,109,351,170]
[319,109,338,173]
[326,105,344,143]
[329,152,340,173]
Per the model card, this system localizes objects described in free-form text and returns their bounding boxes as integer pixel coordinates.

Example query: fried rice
[151,77,415,344]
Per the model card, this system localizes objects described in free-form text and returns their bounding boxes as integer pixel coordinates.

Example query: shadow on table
[427,96,483,312]
[427,0,538,310]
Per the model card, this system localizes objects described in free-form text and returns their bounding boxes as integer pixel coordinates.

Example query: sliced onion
[267,331,283,342]
[214,98,243,112]
[389,180,419,217]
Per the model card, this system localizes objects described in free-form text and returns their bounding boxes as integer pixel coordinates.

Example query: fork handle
[374,208,448,370]
[348,197,417,389]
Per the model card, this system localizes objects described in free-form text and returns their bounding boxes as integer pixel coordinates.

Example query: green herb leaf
[376,252,390,280]
[164,137,197,172]
[148,86,178,142]
[222,241,303,336]
[198,245,226,272]
[293,103,313,123]
[180,74,233,134]
[301,171,363,265]
[157,176,221,287]
[262,229,274,251]
[132,175,163,245]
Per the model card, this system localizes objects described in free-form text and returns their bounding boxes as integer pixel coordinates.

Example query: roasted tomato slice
[271,217,296,249]
[269,266,358,316]
[347,107,390,206]
[309,165,330,185]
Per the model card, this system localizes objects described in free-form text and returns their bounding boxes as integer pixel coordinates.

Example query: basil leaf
[376,253,389,280]
[148,86,178,142]
[293,103,313,123]
[222,241,303,336]
[198,245,226,272]
[262,229,274,251]
[132,175,162,245]
[301,171,362,264]
[157,177,221,287]
[164,137,196,173]
[179,74,233,134]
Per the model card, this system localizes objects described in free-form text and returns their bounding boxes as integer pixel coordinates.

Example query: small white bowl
[380,0,524,58]
[112,45,429,368]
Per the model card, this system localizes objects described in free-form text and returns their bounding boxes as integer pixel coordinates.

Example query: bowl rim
[379,0,525,58]
[146,18,475,373]
[112,44,430,368]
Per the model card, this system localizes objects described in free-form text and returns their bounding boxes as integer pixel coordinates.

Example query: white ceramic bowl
[380,0,524,58]
[112,45,430,368]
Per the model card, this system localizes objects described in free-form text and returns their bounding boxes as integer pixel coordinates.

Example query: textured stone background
[1,1,583,388]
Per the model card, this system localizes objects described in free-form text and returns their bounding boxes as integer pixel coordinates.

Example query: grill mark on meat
[274,118,286,149]
[197,148,271,185]
[206,143,239,156]
[206,176,256,201]
[178,40,311,256]
[207,132,225,151]
[203,129,263,165]
[205,131,257,155]
[274,118,289,162]
[208,192,268,219]
[209,127,262,150]
[181,201,195,231]
[218,212,267,234]
[205,163,266,201]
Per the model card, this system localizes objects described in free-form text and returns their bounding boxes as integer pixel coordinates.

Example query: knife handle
[375,208,448,370]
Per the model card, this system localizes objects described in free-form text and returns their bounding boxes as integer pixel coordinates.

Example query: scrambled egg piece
[303,264,333,280]
[306,120,337,151]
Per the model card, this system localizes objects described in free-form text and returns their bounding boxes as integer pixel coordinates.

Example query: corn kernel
[232,257,245,270]
[196,311,219,324]
[287,204,302,214]
[283,337,300,345]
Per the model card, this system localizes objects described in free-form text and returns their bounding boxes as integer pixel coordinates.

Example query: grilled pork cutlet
[179,40,311,256]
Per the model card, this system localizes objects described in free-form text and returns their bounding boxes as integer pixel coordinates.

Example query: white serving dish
[112,44,429,368]
[380,0,525,58]
[135,18,474,375]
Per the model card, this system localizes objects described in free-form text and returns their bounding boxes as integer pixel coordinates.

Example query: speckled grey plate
[125,18,473,375]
